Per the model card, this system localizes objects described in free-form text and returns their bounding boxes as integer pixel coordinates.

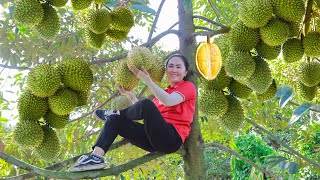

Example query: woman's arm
[129,66,184,106]
[117,85,139,104]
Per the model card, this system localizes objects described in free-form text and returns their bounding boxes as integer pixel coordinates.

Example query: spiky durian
[106,28,130,42]
[127,46,154,70]
[113,60,139,91]
[255,41,281,60]
[303,32,320,57]
[298,61,320,87]
[260,18,290,46]
[238,0,273,28]
[273,0,305,22]
[282,38,304,63]
[26,64,61,98]
[35,125,60,162]
[149,57,165,82]
[47,0,68,7]
[217,95,244,132]
[75,90,89,106]
[44,111,69,129]
[14,0,44,27]
[199,90,228,119]
[228,80,252,99]
[13,120,44,148]
[110,95,132,110]
[256,79,277,101]
[203,67,232,90]
[225,51,256,81]
[245,56,273,94]
[87,8,111,34]
[110,7,134,31]
[85,28,107,49]
[34,3,60,40]
[48,88,78,115]
[71,0,92,10]
[58,58,93,91]
[18,91,48,121]
[212,33,231,66]
[230,21,260,51]
[296,81,317,101]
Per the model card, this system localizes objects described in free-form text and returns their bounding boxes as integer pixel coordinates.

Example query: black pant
[93,99,182,154]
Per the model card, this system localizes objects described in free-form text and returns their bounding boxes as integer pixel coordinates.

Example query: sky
[0,0,182,123]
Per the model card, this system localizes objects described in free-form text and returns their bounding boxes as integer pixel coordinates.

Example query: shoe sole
[93,110,106,122]
[68,163,106,172]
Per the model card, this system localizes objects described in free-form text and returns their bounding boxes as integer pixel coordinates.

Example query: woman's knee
[140,98,155,109]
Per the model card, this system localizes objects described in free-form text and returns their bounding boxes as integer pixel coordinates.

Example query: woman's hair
[166,54,190,80]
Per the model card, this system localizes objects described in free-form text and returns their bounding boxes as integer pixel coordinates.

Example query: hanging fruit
[195,36,222,80]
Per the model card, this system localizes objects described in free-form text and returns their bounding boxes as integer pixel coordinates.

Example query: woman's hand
[116,84,138,103]
[129,65,152,84]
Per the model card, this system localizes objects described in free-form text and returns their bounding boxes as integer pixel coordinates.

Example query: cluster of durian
[84,6,135,49]
[113,46,165,91]
[14,0,63,40]
[14,58,93,162]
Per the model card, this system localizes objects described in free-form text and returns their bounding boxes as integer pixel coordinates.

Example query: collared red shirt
[152,80,196,142]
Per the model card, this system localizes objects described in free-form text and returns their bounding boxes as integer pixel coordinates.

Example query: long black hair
[166,54,190,80]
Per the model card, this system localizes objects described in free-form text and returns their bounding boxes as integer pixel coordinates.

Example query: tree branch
[246,118,320,168]
[0,64,30,70]
[193,15,228,29]
[147,0,166,41]
[195,26,214,31]
[303,0,314,35]
[205,142,276,178]
[193,27,230,37]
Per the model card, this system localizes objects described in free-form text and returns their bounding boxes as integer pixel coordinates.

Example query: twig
[0,64,30,70]
[147,0,166,41]
[193,15,228,29]
[193,27,230,37]
[195,26,214,31]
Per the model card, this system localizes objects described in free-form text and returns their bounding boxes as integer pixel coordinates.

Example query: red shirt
[152,80,196,142]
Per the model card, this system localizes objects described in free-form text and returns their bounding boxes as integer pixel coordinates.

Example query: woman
[68,54,196,172]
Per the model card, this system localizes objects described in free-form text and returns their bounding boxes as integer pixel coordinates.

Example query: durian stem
[303,0,314,36]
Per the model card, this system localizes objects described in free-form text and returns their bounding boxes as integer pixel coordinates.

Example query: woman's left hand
[129,65,152,84]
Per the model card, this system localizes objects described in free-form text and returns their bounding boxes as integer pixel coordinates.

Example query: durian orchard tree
[0,0,319,179]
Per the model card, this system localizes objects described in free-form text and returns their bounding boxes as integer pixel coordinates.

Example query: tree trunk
[177,0,206,179]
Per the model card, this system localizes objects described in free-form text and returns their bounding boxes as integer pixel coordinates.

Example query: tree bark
[177,0,206,179]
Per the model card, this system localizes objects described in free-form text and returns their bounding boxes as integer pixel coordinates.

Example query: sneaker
[67,154,106,172]
[94,109,120,121]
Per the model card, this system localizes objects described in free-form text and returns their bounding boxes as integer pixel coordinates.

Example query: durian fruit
[230,21,260,51]
[47,0,68,7]
[106,28,130,42]
[256,79,277,101]
[13,120,44,148]
[110,95,132,110]
[303,32,320,57]
[296,81,317,101]
[238,0,273,28]
[44,111,69,129]
[245,56,273,94]
[13,0,44,27]
[34,3,60,40]
[127,46,154,70]
[298,61,320,87]
[48,88,78,115]
[18,91,48,121]
[149,56,165,82]
[282,38,304,63]
[113,60,139,91]
[110,7,134,31]
[255,41,281,60]
[26,64,61,98]
[35,125,60,162]
[75,90,89,106]
[58,58,93,91]
[273,0,305,22]
[212,33,231,66]
[87,8,111,34]
[288,21,301,37]
[228,80,252,99]
[71,0,92,10]
[260,18,290,46]
[199,90,228,119]
[203,67,232,90]
[217,95,244,132]
[225,51,256,81]
[85,28,107,49]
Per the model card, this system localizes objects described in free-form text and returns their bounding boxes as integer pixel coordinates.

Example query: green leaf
[279,160,290,170]
[276,86,291,98]
[289,162,299,174]
[0,117,8,122]
[279,87,294,108]
[130,4,157,15]
[184,0,192,12]
[289,103,311,125]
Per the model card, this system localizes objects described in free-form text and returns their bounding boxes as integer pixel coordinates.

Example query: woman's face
[166,56,187,86]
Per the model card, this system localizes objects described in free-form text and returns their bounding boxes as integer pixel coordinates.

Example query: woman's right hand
[116,84,138,103]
